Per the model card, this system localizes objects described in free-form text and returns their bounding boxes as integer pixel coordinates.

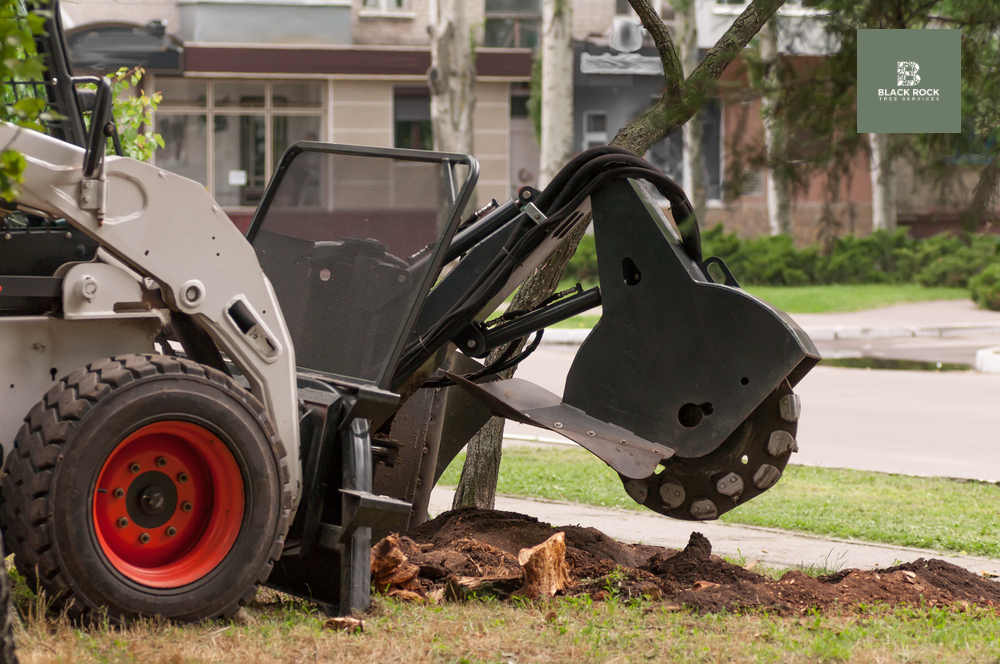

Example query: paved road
[507,345,1000,481]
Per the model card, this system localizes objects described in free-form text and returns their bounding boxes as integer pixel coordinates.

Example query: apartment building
[64,1,980,242]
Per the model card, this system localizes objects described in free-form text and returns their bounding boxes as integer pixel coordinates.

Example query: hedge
[563,226,1000,309]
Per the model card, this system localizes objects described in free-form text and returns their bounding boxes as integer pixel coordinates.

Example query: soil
[375,508,1000,614]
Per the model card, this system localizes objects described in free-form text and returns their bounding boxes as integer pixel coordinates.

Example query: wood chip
[445,574,523,601]
[324,617,363,633]
[693,580,720,592]
[387,588,425,602]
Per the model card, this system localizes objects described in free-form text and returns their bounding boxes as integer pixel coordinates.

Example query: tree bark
[538,0,574,189]
[452,0,787,510]
[760,18,792,236]
[869,132,896,231]
[679,0,707,224]
[428,0,475,156]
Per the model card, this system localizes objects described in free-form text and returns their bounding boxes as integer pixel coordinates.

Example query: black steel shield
[562,178,818,460]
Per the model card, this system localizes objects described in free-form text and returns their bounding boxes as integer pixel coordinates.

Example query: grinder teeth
[621,381,800,522]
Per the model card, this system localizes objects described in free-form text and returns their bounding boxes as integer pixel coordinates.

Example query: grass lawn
[440,447,1000,558]
[746,284,970,314]
[548,283,969,328]
[13,591,1000,663]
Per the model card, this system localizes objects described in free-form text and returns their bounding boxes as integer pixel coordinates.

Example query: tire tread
[0,354,292,622]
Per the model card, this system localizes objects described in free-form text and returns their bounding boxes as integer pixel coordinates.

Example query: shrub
[564,233,598,284]
[970,263,1000,310]
[569,224,1000,292]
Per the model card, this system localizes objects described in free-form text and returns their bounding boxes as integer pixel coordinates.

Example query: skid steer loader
[0,3,818,621]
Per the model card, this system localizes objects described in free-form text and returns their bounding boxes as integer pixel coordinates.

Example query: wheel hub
[126,471,177,528]
[92,421,245,589]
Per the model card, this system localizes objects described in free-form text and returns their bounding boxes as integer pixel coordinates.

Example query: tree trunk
[452,0,787,510]
[538,0,575,189]
[760,18,792,236]
[452,0,574,510]
[869,132,896,231]
[679,0,706,224]
[428,0,475,156]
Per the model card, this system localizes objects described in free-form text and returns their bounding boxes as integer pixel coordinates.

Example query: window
[153,78,324,208]
[484,0,540,49]
[617,0,671,18]
[394,87,432,151]
[582,111,608,150]
[645,99,723,200]
[362,0,407,11]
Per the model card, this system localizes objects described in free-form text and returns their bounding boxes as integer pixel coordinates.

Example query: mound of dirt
[374,508,1000,614]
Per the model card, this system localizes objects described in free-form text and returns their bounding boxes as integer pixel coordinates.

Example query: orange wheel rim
[92,421,245,589]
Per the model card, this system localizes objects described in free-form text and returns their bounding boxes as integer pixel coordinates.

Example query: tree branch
[611,0,786,155]
[688,0,783,85]
[629,0,683,101]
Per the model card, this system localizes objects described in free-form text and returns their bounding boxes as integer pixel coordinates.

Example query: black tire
[0,535,17,664]
[0,354,291,622]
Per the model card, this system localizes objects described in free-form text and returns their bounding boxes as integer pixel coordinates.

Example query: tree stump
[517,532,572,598]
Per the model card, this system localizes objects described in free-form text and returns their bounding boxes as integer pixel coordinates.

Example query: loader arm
[0,123,303,495]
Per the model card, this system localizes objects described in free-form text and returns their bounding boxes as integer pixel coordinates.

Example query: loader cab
[246,142,478,390]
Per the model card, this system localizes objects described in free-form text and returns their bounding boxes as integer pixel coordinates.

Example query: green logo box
[857,29,960,134]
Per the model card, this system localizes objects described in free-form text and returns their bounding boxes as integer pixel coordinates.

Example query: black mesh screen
[252,148,460,386]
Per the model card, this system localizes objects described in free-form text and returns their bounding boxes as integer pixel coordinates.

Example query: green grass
[548,284,969,328]
[13,588,1000,663]
[440,447,1000,558]
[745,284,969,314]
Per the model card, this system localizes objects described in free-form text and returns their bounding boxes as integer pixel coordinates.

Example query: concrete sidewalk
[429,487,1000,577]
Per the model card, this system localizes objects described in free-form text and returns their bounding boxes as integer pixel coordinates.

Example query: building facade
[63,0,984,242]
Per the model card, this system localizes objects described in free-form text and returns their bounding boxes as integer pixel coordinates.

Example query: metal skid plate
[446,372,673,479]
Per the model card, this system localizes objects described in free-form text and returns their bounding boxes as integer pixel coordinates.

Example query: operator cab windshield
[246,143,477,388]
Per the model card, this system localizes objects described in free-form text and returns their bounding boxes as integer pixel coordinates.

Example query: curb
[803,323,1000,341]
[541,324,1000,346]
[975,346,1000,373]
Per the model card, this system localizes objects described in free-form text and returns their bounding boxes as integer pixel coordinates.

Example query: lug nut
[182,502,193,512]
[117,517,128,528]
[139,533,150,544]
[166,526,177,537]
[112,488,124,499]
[177,472,189,483]
[156,457,167,467]
[130,463,140,473]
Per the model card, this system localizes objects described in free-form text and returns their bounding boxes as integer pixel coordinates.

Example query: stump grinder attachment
[0,0,818,622]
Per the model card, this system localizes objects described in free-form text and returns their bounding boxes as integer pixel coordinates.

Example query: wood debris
[371,533,426,599]
[324,617,363,633]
